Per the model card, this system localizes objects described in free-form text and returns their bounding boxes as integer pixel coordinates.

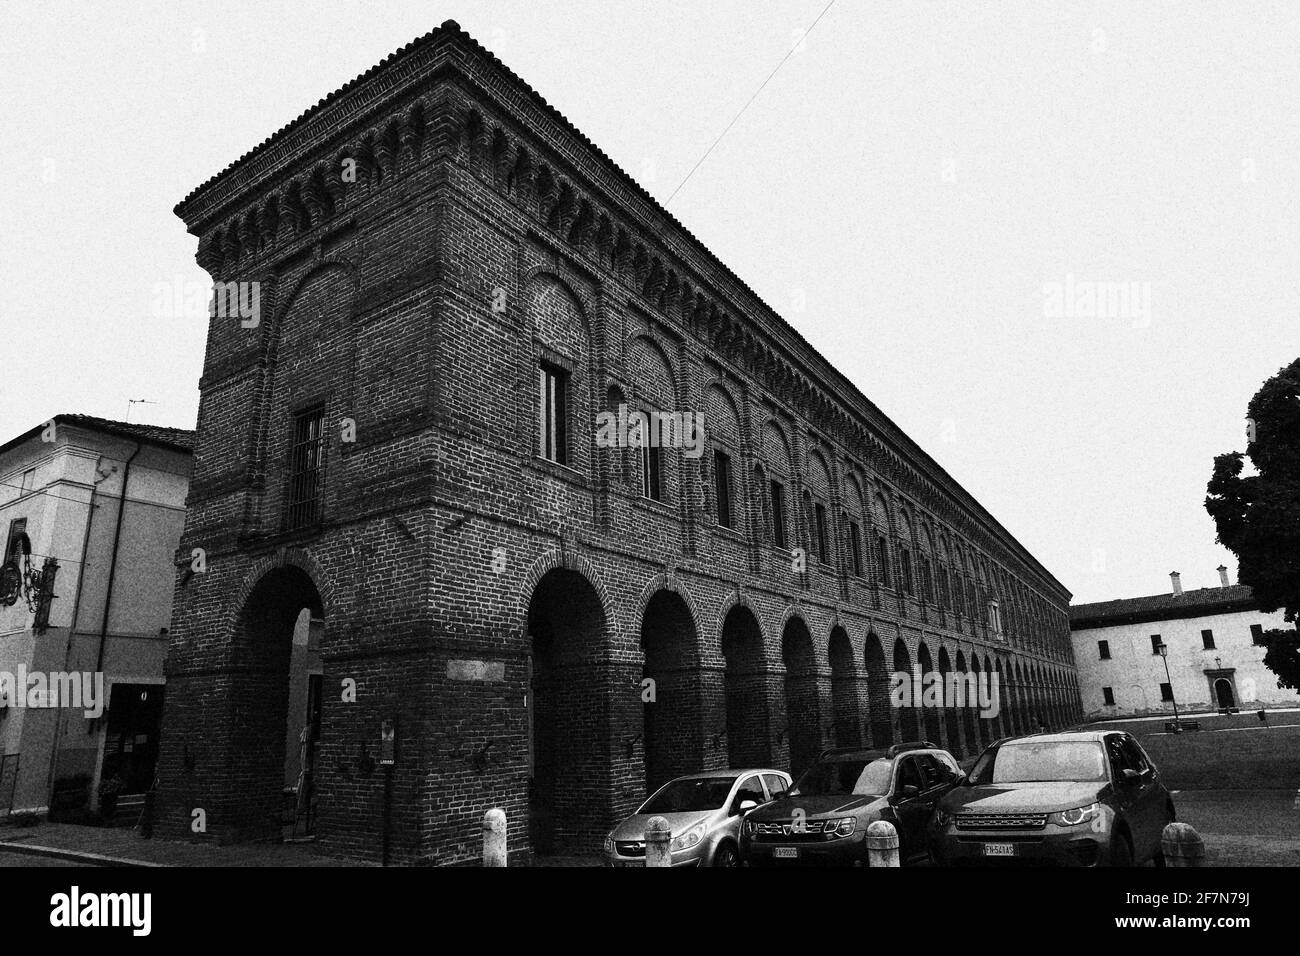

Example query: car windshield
[791,758,892,797]
[639,778,735,813]
[970,741,1108,784]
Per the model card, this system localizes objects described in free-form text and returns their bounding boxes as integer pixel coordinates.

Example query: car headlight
[743,820,758,836]
[827,817,856,839]
[933,809,951,827]
[604,833,615,854]
[670,821,707,852]
[1050,803,1101,827]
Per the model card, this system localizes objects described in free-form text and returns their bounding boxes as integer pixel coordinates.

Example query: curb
[0,839,165,868]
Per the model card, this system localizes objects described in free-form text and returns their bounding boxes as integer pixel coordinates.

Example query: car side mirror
[897,784,920,801]
[955,773,969,787]
[736,798,759,815]
[1121,768,1140,784]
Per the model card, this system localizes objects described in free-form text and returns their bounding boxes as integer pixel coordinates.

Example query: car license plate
[773,847,799,859]
[982,843,1016,857]
[615,860,642,868]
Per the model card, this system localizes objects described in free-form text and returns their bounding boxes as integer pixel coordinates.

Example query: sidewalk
[0,822,361,867]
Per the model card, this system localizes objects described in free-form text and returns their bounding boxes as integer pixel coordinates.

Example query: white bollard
[866,820,900,867]
[1161,822,1205,868]
[645,816,673,867]
[483,807,507,867]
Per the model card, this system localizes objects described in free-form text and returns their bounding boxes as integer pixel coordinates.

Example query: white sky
[3,1,1297,604]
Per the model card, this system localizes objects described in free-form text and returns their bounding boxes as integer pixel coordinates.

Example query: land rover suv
[927,730,1176,866]
[740,742,961,866]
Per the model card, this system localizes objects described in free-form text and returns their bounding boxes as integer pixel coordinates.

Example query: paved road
[0,851,93,867]
[1170,789,1300,866]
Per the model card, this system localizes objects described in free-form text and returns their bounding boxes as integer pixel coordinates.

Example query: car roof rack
[885,740,939,757]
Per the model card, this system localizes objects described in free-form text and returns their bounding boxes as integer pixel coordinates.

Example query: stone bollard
[866,820,900,867]
[482,808,507,867]
[645,816,673,867]
[1161,822,1205,868]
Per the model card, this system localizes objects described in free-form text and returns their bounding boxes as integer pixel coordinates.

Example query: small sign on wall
[379,717,396,766]
[446,659,506,682]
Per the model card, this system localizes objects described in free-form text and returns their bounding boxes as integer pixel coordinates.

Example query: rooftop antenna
[126,399,157,423]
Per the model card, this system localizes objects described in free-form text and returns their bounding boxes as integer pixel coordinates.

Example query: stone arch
[956,650,979,756]
[639,587,704,791]
[917,642,942,745]
[526,563,611,855]
[937,646,962,758]
[781,615,822,776]
[719,602,771,767]
[223,558,329,840]
[518,549,620,638]
[893,638,919,741]
[828,626,860,748]
[864,631,893,748]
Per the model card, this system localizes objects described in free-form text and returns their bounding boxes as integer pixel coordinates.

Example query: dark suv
[927,730,1175,866]
[740,742,962,866]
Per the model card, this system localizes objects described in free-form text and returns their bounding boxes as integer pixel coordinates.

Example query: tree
[1205,357,1300,691]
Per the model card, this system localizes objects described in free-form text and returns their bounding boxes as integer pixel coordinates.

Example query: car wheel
[1110,833,1134,867]
[713,843,740,867]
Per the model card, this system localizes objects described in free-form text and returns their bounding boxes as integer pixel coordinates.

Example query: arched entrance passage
[938,648,962,758]
[1011,662,1026,735]
[527,567,608,856]
[893,640,919,742]
[640,590,703,792]
[989,658,1004,740]
[720,605,770,768]
[917,643,942,746]
[972,656,992,747]
[956,651,979,756]
[864,633,893,748]
[1214,678,1235,709]
[828,627,860,748]
[232,563,324,839]
[782,618,822,776]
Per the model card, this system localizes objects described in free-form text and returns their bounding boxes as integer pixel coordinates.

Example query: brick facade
[155,21,1082,864]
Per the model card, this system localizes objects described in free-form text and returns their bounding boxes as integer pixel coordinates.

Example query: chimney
[1170,571,1183,596]
[1218,565,1230,587]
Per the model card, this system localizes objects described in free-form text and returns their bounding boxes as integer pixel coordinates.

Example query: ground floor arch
[527,567,609,855]
[721,605,771,768]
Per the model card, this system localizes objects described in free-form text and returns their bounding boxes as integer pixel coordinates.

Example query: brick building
[156,20,1081,864]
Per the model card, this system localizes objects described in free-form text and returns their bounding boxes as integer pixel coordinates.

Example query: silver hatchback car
[605,769,792,867]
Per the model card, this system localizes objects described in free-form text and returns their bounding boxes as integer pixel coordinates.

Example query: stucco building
[1070,569,1298,719]
[156,21,1081,864]
[0,415,191,820]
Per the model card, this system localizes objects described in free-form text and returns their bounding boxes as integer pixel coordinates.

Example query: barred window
[538,363,568,465]
[287,408,325,529]
[770,480,786,548]
[814,502,829,564]
[714,450,733,528]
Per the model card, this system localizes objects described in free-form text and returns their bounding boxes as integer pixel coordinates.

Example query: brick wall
[156,22,1083,865]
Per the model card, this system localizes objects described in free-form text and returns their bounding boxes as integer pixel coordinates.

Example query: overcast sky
[3,1,1297,604]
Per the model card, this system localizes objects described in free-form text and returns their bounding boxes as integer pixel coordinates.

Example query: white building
[0,415,191,820]
[1070,569,1299,720]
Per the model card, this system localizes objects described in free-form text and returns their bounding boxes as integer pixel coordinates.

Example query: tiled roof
[57,414,195,451]
[0,414,195,457]
[1070,585,1261,628]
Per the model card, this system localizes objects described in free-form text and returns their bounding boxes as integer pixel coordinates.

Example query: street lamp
[1157,643,1181,728]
